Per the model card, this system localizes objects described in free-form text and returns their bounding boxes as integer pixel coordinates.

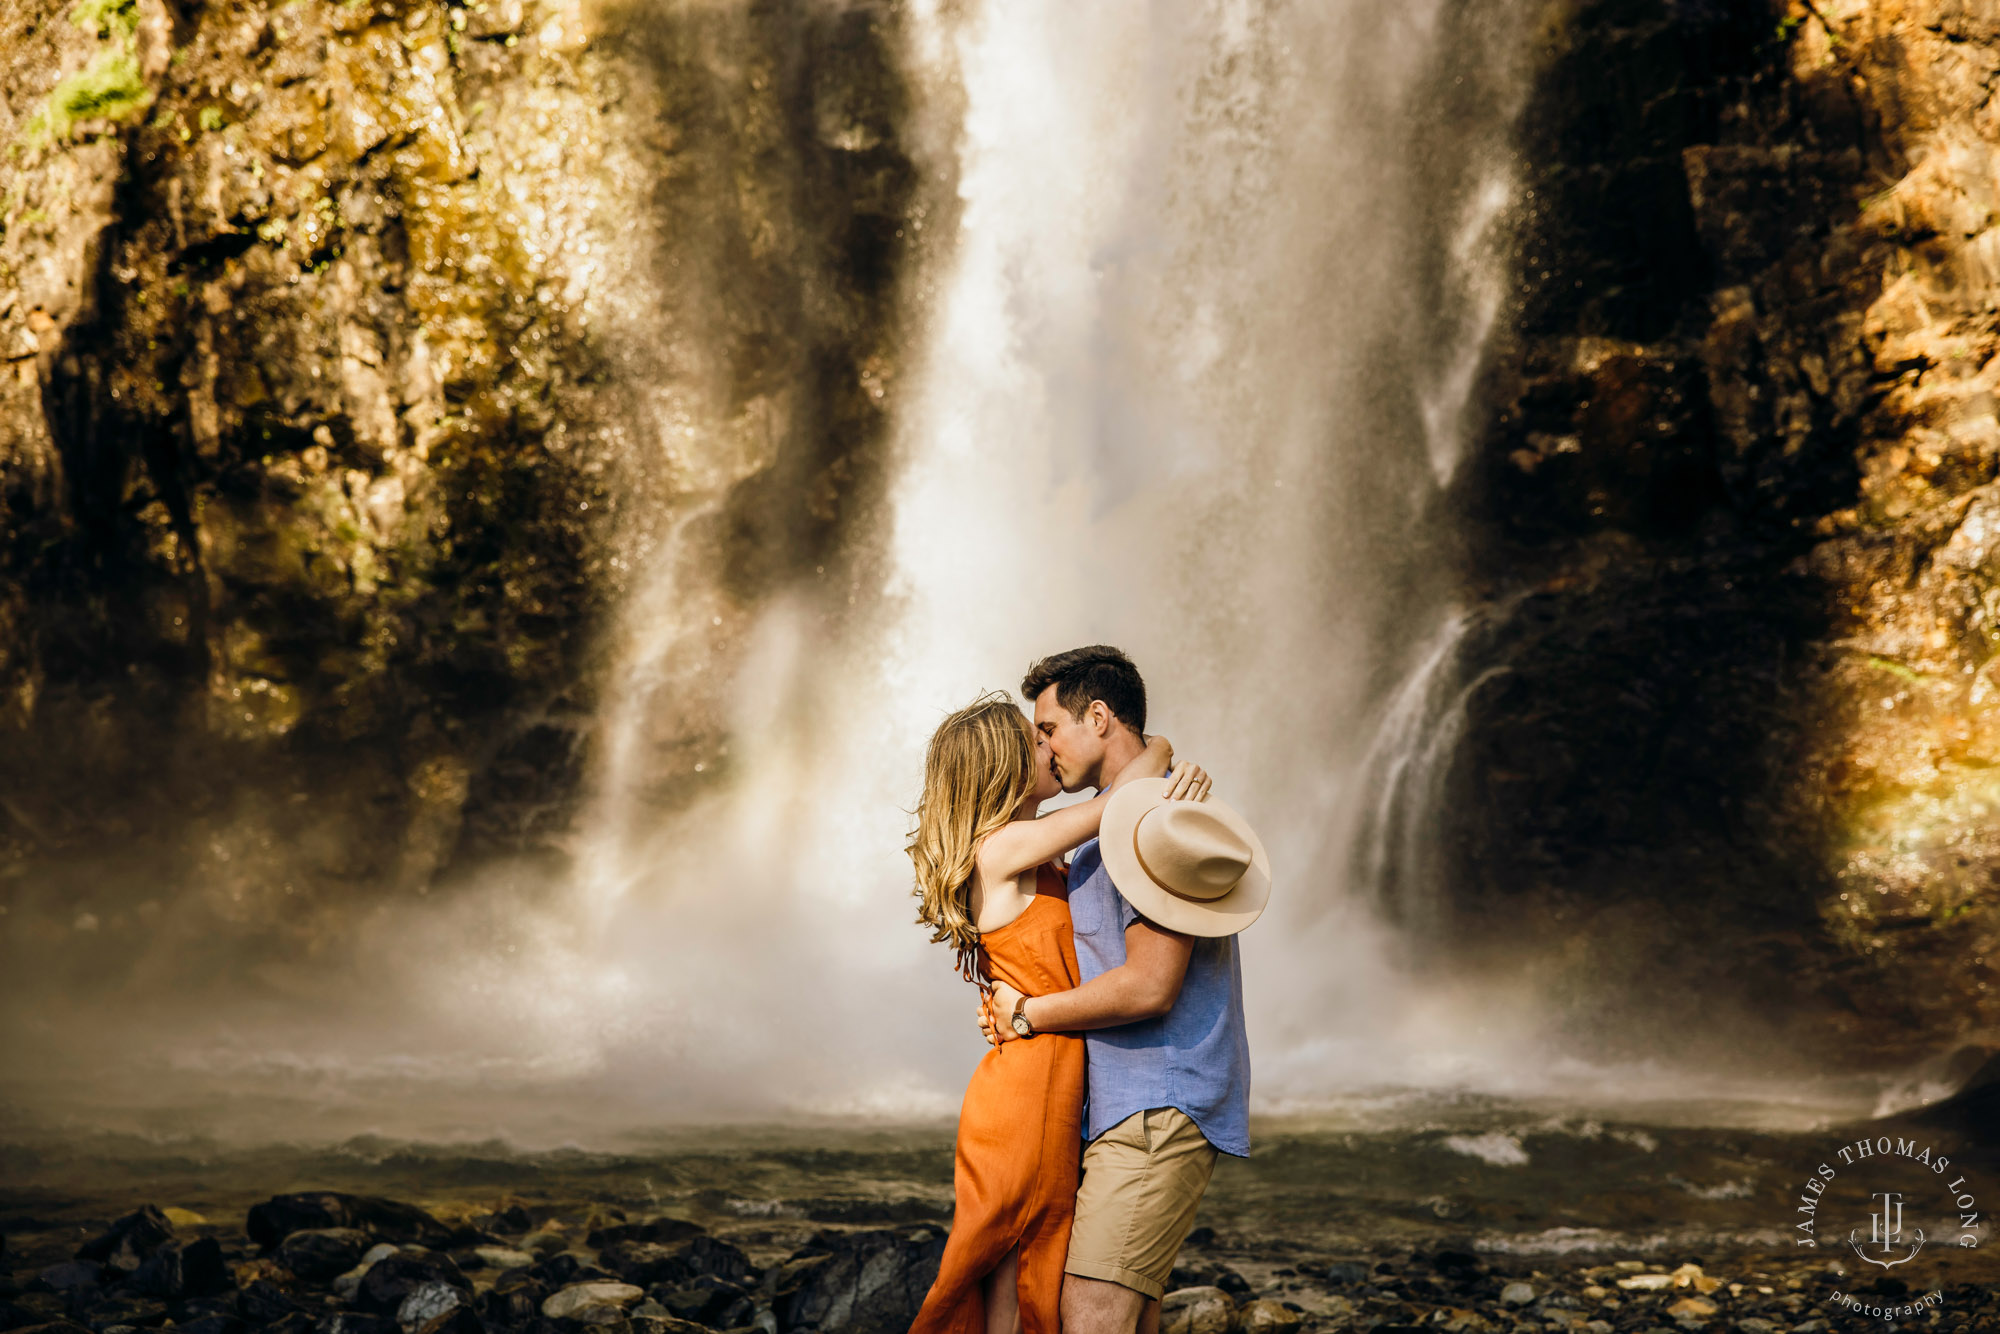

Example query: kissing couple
[905,646,1271,1334]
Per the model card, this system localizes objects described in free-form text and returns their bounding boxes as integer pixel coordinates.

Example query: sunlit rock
[1160,1287,1235,1334]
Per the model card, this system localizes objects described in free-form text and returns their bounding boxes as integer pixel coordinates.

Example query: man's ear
[1088,699,1112,736]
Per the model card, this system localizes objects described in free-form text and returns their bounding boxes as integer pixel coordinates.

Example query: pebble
[1159,1286,1234,1334]
[1665,1295,1716,1320]
[473,1247,536,1271]
[1234,1298,1301,1332]
[542,1282,645,1321]
[521,1230,568,1257]
[1617,1272,1674,1290]
[1499,1281,1535,1305]
[396,1282,464,1328]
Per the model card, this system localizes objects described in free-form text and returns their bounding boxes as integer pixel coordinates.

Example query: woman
[905,693,1206,1334]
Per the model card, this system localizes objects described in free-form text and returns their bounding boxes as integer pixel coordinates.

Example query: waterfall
[0,0,1562,1134]
[541,0,1549,1118]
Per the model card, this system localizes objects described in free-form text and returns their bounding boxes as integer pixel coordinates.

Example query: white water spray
[547,0,1560,1117]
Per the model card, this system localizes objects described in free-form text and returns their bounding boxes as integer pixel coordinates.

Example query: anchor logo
[1850,1191,1925,1269]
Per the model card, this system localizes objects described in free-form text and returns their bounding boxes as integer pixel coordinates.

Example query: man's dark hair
[1021,645,1146,734]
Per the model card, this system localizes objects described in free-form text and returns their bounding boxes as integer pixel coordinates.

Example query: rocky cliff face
[1447,0,2000,1064]
[0,0,925,973]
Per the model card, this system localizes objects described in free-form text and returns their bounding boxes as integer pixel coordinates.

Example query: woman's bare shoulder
[971,830,1044,932]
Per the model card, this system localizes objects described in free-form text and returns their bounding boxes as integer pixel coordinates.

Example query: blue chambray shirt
[1067,834,1251,1157]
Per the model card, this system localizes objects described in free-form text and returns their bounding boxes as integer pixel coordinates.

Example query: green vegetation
[198,106,225,132]
[21,49,148,147]
[16,0,149,151]
[71,0,137,39]
[1864,654,1927,683]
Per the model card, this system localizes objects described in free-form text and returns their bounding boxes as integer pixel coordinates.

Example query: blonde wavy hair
[908,693,1039,971]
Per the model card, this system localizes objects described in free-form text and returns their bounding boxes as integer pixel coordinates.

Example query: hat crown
[1134,801,1253,902]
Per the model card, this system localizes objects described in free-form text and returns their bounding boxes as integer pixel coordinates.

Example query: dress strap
[955,938,991,992]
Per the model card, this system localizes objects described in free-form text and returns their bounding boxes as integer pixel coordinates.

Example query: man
[981,645,1268,1334]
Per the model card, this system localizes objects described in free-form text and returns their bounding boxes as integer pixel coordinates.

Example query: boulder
[649,1276,752,1329]
[478,1207,534,1236]
[529,1257,616,1289]
[32,1264,101,1296]
[171,1317,246,1334]
[583,1221,701,1251]
[396,1283,466,1329]
[411,1310,483,1334]
[2,1300,69,1329]
[315,1315,396,1334]
[1160,1287,1234,1334]
[628,1318,709,1334]
[175,1298,244,1325]
[474,1272,548,1327]
[240,1279,308,1325]
[355,1255,471,1319]
[74,1295,168,1330]
[279,1232,373,1285]
[541,1284,644,1322]
[129,1238,229,1299]
[248,1197,450,1251]
[331,1270,370,1306]
[76,1208,176,1275]
[770,1229,945,1334]
[599,1238,752,1290]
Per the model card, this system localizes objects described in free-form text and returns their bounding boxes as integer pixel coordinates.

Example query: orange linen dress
[910,864,1086,1334]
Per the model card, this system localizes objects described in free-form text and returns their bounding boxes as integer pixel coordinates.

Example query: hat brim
[1099,777,1270,938]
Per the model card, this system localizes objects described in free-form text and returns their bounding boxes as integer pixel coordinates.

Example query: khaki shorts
[1064,1106,1218,1300]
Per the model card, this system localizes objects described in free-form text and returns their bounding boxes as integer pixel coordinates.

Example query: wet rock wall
[0,0,926,976]
[1447,0,2000,1064]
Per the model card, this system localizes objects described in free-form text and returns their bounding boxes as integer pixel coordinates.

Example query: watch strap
[1011,994,1034,1037]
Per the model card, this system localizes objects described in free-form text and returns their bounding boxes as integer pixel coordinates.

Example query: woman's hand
[1164,761,1211,803]
[979,980,1026,1047]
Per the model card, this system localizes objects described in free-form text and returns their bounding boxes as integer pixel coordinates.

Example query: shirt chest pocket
[1069,881,1109,938]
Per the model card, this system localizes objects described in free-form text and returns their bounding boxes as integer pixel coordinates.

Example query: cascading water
[0,0,1860,1143]
[539,0,1573,1118]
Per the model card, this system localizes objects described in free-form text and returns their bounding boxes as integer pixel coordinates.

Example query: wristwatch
[1010,995,1035,1039]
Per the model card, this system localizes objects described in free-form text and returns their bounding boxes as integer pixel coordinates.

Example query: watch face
[1011,1014,1031,1037]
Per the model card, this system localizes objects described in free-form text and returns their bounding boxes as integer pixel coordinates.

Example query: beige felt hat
[1099,778,1271,937]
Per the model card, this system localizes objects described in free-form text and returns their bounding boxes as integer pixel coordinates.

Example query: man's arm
[986,918,1194,1041]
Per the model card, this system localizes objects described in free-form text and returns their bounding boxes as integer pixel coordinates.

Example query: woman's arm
[976,739,1189,884]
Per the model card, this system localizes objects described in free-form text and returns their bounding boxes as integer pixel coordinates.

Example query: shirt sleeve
[1114,887,1140,932]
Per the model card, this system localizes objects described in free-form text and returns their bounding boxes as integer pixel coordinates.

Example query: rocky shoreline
[2,1192,1993,1334]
